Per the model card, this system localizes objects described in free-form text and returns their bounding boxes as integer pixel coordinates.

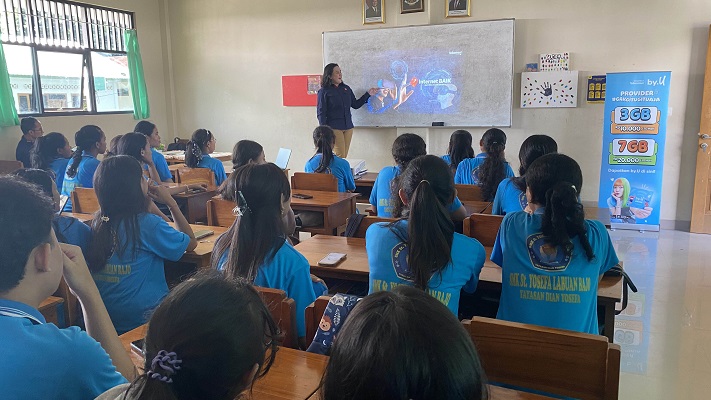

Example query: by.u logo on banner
[598,72,671,231]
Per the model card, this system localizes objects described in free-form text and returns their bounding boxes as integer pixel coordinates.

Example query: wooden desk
[463,200,492,215]
[294,235,623,342]
[63,212,94,224]
[308,385,554,399]
[353,172,378,202]
[161,151,231,165]
[291,190,359,235]
[173,188,218,224]
[171,223,229,269]
[584,205,612,227]
[120,325,328,400]
[39,296,65,326]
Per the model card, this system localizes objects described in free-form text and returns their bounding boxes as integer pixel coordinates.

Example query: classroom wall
[0,0,171,162]
[169,0,708,226]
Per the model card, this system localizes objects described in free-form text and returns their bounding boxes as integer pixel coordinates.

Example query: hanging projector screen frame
[322,19,514,128]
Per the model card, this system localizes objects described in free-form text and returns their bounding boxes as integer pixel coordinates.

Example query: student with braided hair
[184,128,227,186]
[304,125,355,192]
[454,128,515,201]
[491,153,619,334]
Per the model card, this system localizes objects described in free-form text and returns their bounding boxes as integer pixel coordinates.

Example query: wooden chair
[71,188,100,214]
[455,184,484,202]
[462,213,504,247]
[39,296,65,326]
[0,159,23,174]
[206,198,237,227]
[292,172,338,192]
[254,286,299,349]
[176,167,216,187]
[352,216,398,238]
[53,278,80,327]
[305,295,333,343]
[464,317,620,400]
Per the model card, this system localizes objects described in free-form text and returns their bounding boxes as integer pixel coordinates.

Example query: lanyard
[0,306,43,325]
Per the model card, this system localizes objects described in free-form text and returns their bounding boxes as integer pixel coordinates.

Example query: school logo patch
[518,192,528,210]
[391,242,414,281]
[526,233,571,271]
[470,167,481,185]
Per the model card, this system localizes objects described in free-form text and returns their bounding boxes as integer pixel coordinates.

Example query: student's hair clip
[148,350,182,383]
[100,216,110,222]
[232,190,253,217]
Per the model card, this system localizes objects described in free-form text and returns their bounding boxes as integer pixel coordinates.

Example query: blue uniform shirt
[54,215,92,255]
[216,240,317,337]
[93,213,190,334]
[49,157,70,189]
[369,165,463,217]
[0,299,127,399]
[491,210,619,334]
[197,154,227,186]
[61,152,101,212]
[316,83,370,130]
[454,153,515,185]
[366,220,485,315]
[304,154,356,192]
[492,178,528,215]
[151,148,172,182]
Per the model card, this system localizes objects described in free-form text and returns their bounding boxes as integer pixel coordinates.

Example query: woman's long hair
[232,140,264,170]
[67,125,103,178]
[391,155,455,290]
[312,126,336,173]
[526,153,594,261]
[87,155,150,272]
[478,128,508,201]
[446,130,475,171]
[512,134,558,192]
[211,163,291,281]
[185,129,213,168]
[117,132,149,164]
[321,63,339,88]
[30,132,69,171]
[124,271,279,400]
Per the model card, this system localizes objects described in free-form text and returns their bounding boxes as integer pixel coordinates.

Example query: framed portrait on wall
[363,0,385,24]
[401,0,424,14]
[446,0,470,18]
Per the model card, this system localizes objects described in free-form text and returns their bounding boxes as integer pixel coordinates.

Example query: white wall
[0,0,170,161]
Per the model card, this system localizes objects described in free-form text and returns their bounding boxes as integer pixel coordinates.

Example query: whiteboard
[323,19,514,127]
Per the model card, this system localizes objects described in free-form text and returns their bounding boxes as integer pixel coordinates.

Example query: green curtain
[124,29,150,120]
[0,39,20,127]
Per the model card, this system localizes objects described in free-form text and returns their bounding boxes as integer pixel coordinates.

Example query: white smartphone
[318,252,347,267]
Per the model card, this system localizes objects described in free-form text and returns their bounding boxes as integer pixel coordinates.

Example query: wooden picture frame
[446,0,471,18]
[401,0,424,14]
[363,0,385,24]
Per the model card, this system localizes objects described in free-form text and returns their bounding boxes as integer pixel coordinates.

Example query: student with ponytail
[29,131,72,189]
[212,163,321,344]
[491,153,619,334]
[442,129,475,172]
[88,156,197,334]
[95,272,279,400]
[366,155,485,316]
[184,128,227,186]
[134,121,173,183]
[305,125,355,192]
[493,134,557,215]
[61,125,106,212]
[454,128,514,201]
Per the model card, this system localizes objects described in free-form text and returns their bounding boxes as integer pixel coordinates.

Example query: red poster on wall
[282,75,321,106]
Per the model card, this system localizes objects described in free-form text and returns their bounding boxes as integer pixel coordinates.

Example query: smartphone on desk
[292,193,314,199]
[131,338,145,357]
[194,230,214,240]
[318,253,347,267]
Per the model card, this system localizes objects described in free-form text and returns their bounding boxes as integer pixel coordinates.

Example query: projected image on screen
[365,52,463,115]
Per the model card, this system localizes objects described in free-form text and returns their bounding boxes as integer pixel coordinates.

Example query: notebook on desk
[274,148,291,170]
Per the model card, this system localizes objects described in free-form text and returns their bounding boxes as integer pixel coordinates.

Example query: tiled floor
[612,229,711,399]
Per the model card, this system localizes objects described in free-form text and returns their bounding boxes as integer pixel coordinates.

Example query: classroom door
[691,26,711,234]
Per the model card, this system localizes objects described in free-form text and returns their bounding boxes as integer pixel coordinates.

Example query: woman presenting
[317,63,378,157]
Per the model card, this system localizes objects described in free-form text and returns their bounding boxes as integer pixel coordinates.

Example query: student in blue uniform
[366,155,486,316]
[61,125,107,212]
[491,153,619,335]
[369,134,467,220]
[95,272,279,400]
[442,129,475,173]
[29,131,72,189]
[454,128,515,201]
[134,120,173,183]
[212,163,321,345]
[321,286,487,400]
[0,176,134,399]
[304,125,355,192]
[105,134,124,158]
[231,139,266,170]
[12,169,92,255]
[87,156,197,334]
[185,128,227,186]
[493,134,558,215]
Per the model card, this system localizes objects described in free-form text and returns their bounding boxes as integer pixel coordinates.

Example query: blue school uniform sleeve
[78,157,101,188]
[491,213,513,266]
[304,155,318,173]
[504,163,515,178]
[67,327,129,396]
[369,174,380,209]
[141,214,191,261]
[589,220,620,274]
[462,237,486,293]
[211,158,227,186]
[454,160,470,184]
[152,149,172,182]
[447,196,463,213]
[339,158,356,191]
[492,179,508,215]
[55,215,92,255]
